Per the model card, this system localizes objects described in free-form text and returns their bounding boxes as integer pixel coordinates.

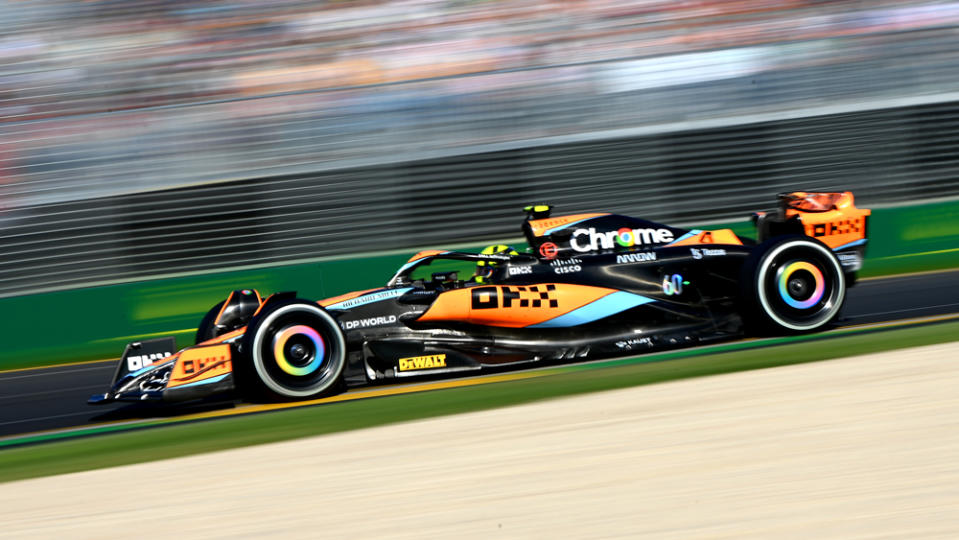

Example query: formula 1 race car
[90,191,870,405]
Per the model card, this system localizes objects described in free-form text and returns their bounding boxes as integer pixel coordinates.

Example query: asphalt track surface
[1,269,958,439]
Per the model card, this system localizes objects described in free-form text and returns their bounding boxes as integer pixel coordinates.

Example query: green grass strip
[0,320,956,484]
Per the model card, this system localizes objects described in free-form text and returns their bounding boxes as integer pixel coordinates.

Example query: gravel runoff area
[3,343,959,539]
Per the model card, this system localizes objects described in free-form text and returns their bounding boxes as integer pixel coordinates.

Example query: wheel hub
[289,343,308,361]
[271,324,325,375]
[775,260,827,310]
[788,277,809,299]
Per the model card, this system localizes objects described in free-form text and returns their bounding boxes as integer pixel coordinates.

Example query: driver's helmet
[475,244,518,283]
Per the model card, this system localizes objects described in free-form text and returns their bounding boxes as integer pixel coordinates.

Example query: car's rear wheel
[240,300,346,400]
[741,236,845,333]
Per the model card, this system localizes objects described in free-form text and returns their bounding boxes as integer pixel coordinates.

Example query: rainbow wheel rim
[272,325,326,376]
[777,261,825,309]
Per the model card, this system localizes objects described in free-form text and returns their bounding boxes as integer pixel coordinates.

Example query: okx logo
[472,285,559,309]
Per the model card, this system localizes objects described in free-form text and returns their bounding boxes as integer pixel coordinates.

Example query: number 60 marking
[662,274,685,296]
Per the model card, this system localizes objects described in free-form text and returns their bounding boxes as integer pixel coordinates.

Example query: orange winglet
[667,229,743,247]
[528,213,609,237]
[167,344,233,388]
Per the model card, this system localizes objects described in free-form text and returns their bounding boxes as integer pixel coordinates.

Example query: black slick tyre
[239,300,346,400]
[741,235,845,334]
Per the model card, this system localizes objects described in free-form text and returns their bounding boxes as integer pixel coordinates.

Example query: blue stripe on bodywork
[170,373,229,389]
[666,229,701,246]
[529,291,655,328]
[325,287,413,310]
[127,358,176,378]
[832,239,867,251]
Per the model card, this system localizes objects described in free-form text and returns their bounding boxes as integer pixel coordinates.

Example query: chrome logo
[777,261,825,309]
[272,325,325,376]
[570,227,674,253]
[615,228,635,247]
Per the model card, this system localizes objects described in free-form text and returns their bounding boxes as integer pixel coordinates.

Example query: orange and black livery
[91,191,867,406]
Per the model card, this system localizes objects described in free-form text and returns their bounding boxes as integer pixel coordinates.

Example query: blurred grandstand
[2,0,959,295]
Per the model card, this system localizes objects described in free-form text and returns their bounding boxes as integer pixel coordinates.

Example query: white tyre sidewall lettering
[755,240,845,332]
[251,303,347,398]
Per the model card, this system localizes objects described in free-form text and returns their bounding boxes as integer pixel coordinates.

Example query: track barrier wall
[7,46,959,298]
[2,200,957,371]
[5,21,959,370]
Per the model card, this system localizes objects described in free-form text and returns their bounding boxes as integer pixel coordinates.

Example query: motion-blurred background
[3,1,959,365]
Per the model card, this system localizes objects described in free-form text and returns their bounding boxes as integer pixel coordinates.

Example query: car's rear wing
[753,191,871,273]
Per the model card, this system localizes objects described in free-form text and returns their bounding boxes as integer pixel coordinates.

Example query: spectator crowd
[1,0,958,208]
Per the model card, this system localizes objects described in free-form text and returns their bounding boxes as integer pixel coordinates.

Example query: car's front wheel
[239,300,346,400]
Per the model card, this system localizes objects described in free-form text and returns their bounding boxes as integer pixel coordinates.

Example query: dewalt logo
[398,354,447,372]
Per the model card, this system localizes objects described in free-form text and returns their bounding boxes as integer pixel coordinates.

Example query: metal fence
[3,26,959,297]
